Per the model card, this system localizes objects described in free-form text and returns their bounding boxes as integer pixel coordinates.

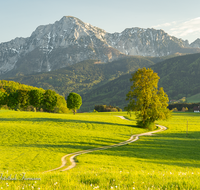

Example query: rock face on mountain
[106,28,194,57]
[0,16,200,78]
[190,38,200,48]
[0,16,123,78]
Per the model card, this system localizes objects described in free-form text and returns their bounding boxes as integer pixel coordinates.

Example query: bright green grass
[0,110,145,172]
[0,111,200,189]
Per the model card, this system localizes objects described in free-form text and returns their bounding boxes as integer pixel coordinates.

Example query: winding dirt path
[43,116,167,172]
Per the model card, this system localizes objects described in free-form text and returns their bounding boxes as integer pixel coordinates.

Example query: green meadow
[187,93,200,103]
[0,111,199,189]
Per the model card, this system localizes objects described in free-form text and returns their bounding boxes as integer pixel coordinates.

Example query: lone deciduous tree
[67,92,82,114]
[125,67,171,129]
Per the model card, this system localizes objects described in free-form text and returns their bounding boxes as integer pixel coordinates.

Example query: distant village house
[193,106,200,112]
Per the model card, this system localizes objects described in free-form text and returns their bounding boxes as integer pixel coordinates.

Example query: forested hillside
[151,53,200,100]
[81,53,200,111]
[4,53,200,111]
[81,73,131,111]
[5,57,155,97]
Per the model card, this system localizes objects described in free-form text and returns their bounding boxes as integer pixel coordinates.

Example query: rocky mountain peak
[0,16,122,77]
[29,16,107,50]
[0,16,200,78]
[190,38,200,48]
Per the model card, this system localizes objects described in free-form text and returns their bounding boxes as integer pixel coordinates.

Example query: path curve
[43,116,167,172]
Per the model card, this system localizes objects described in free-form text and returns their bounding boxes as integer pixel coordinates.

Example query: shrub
[53,107,60,113]
[60,106,70,113]
[172,107,178,112]
[26,105,35,112]
[137,120,156,130]
[94,105,122,112]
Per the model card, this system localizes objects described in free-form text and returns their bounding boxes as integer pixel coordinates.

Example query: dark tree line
[168,103,200,112]
[94,105,122,112]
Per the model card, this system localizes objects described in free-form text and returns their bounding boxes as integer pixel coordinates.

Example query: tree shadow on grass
[89,131,200,168]
[10,135,132,151]
[58,137,129,145]
[143,160,200,168]
[0,117,139,128]
[11,143,97,150]
[6,128,200,168]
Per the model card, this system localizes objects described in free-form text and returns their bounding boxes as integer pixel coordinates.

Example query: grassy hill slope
[186,93,200,103]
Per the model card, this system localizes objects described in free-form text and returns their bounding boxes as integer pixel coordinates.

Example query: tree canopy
[29,89,44,110]
[43,89,57,112]
[18,89,30,110]
[0,80,69,113]
[67,92,82,114]
[125,67,171,129]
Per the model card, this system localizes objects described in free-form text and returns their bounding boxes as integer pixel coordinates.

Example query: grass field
[187,93,200,103]
[0,111,199,189]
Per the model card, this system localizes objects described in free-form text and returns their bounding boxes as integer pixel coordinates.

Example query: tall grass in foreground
[0,111,199,189]
[0,170,199,189]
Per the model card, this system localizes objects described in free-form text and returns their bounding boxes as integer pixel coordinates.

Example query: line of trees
[94,105,122,112]
[0,83,69,113]
[168,103,200,112]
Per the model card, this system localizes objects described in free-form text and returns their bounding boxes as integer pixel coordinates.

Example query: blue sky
[1,0,200,43]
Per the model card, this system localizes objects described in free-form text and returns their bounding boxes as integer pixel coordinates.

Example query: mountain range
[1,16,200,111]
[1,16,200,79]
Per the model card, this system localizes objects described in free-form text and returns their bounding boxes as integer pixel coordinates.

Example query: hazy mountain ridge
[151,53,200,99]
[79,53,200,111]
[4,53,200,111]
[0,16,200,78]
[5,57,155,98]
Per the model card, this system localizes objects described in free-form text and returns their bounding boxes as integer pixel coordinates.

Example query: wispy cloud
[152,21,177,28]
[152,17,200,42]
[169,17,200,37]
